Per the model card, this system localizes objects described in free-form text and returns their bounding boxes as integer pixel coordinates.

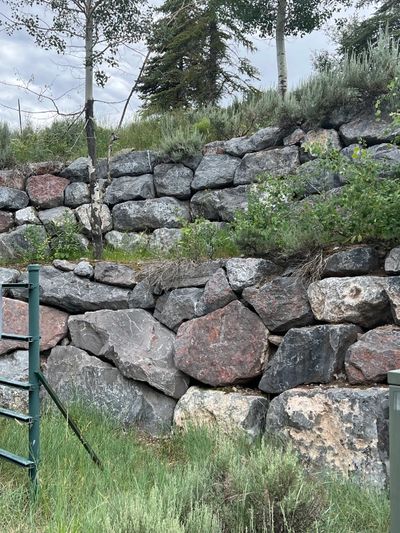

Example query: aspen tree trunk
[85,2,103,259]
[276,0,288,98]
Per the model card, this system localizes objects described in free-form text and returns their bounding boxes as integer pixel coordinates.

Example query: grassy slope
[0,408,389,532]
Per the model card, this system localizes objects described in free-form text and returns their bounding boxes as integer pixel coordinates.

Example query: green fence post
[388,369,400,533]
[28,264,40,495]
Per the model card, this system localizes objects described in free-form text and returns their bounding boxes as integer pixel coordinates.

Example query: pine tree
[138,0,259,113]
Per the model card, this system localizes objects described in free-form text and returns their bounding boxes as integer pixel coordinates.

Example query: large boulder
[0,351,29,411]
[192,154,241,191]
[243,276,314,333]
[174,386,269,439]
[26,174,69,209]
[385,246,400,274]
[15,206,40,226]
[234,146,299,185]
[340,112,400,146]
[296,159,342,195]
[190,185,249,221]
[386,277,400,325]
[226,258,279,291]
[0,297,68,356]
[223,127,284,157]
[46,346,176,435]
[128,279,156,309]
[148,228,182,253]
[0,267,19,285]
[266,387,389,488]
[104,230,149,251]
[308,276,391,328]
[12,266,130,313]
[195,268,236,316]
[153,163,193,199]
[175,300,269,386]
[139,259,223,290]
[0,211,14,233]
[300,128,342,160]
[0,224,47,261]
[0,186,29,210]
[110,150,156,178]
[104,174,155,205]
[154,287,203,332]
[75,203,112,234]
[64,182,90,207]
[68,309,189,399]
[322,246,381,277]
[112,198,190,231]
[38,206,75,230]
[60,157,107,183]
[346,325,400,384]
[94,262,137,288]
[0,169,25,190]
[259,324,361,393]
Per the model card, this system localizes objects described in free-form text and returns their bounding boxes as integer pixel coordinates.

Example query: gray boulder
[74,260,93,279]
[191,185,249,221]
[0,350,29,411]
[0,186,29,210]
[340,112,400,146]
[234,146,299,185]
[64,182,90,207]
[60,157,107,183]
[296,159,343,195]
[94,262,137,288]
[110,150,156,178]
[113,197,190,231]
[153,163,193,199]
[259,324,361,393]
[387,277,400,325]
[154,287,203,331]
[322,246,381,277]
[46,346,176,435]
[308,276,391,328]
[148,228,182,253]
[13,265,130,313]
[223,127,284,157]
[192,154,241,191]
[300,128,342,160]
[174,386,269,439]
[0,224,47,261]
[68,309,189,398]
[104,174,155,205]
[128,279,155,309]
[38,206,75,230]
[243,276,314,333]
[15,206,40,225]
[266,387,389,488]
[0,267,19,285]
[283,128,305,146]
[75,203,112,234]
[52,259,76,272]
[385,246,400,274]
[226,258,279,291]
[104,230,149,251]
[195,268,236,316]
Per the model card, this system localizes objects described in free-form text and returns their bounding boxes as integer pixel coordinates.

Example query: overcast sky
[0,3,373,129]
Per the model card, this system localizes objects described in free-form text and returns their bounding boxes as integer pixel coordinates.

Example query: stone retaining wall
[1,244,400,488]
[0,109,399,259]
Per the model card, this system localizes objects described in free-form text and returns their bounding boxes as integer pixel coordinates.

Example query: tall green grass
[0,408,389,532]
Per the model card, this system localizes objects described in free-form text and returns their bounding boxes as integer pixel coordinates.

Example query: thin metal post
[28,265,40,495]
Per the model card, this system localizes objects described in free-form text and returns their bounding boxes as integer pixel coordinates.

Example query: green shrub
[159,117,205,161]
[234,148,400,255]
[0,122,15,168]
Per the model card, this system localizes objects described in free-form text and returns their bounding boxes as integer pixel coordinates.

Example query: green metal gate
[0,264,101,496]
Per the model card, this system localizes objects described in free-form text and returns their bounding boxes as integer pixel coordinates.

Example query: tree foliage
[138,0,259,113]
